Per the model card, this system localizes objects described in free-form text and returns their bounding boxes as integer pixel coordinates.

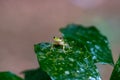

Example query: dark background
[0,0,120,80]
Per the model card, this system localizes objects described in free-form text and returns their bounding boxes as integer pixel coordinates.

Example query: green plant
[0,24,119,80]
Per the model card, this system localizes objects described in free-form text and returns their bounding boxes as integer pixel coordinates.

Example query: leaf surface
[60,24,114,65]
[34,42,101,80]
[110,56,120,80]
[34,24,114,80]
[0,72,23,80]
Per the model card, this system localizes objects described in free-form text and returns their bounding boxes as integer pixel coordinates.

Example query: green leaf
[0,71,23,80]
[34,24,114,79]
[23,68,51,80]
[110,56,120,80]
[60,24,114,65]
[34,42,101,80]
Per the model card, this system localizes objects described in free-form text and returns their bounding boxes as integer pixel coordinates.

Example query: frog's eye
[53,36,56,39]
[60,37,62,39]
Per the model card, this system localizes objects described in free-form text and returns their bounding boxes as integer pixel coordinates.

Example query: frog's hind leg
[50,43,54,51]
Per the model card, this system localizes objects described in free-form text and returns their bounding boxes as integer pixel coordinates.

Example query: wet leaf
[0,72,23,80]
[110,56,120,80]
[60,24,114,65]
[34,24,114,80]
[34,42,101,80]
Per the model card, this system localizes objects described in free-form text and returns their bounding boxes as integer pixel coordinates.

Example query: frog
[52,36,67,52]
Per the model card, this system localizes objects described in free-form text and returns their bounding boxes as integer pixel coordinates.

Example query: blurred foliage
[110,56,120,80]
[0,72,23,80]
[23,68,51,80]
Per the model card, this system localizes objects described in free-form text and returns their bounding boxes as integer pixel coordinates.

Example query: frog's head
[53,36,62,42]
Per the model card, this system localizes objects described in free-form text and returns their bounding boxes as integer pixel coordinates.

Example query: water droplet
[65,71,70,75]
[68,58,74,62]
[76,70,80,73]
[92,56,97,60]
[90,48,95,54]
[75,50,81,54]
[87,41,91,44]
[80,68,85,72]
[104,40,108,44]
[95,45,100,49]
[88,76,95,80]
